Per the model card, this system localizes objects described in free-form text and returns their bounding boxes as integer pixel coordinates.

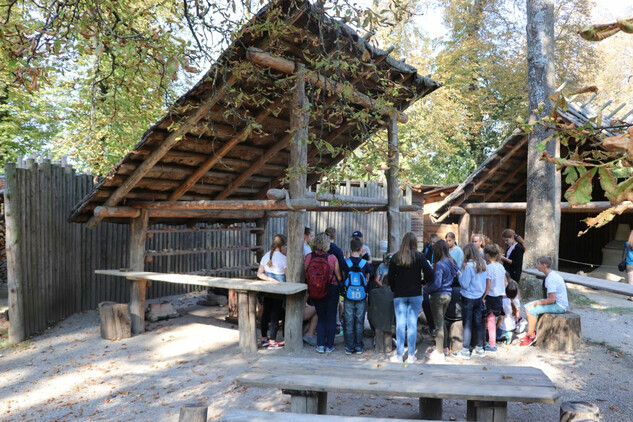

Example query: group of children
[256,226,569,361]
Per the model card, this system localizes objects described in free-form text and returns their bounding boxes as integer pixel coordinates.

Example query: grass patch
[598,306,633,315]
[573,294,599,307]
[585,339,625,356]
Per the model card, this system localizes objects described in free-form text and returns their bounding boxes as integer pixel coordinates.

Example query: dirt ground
[1,285,632,422]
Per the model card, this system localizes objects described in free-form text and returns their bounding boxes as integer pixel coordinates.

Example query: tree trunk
[386,114,401,253]
[5,163,25,344]
[285,64,309,353]
[525,0,560,269]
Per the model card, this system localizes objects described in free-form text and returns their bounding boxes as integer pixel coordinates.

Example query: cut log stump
[560,401,599,421]
[179,404,208,422]
[375,328,393,353]
[98,302,131,340]
[536,312,582,352]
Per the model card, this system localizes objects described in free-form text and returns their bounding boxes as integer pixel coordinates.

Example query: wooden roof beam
[473,136,528,191]
[483,164,525,201]
[500,179,526,202]
[246,48,408,124]
[86,74,238,229]
[168,97,285,201]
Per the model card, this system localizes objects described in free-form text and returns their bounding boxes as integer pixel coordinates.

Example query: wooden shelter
[69,0,440,351]
[430,97,633,274]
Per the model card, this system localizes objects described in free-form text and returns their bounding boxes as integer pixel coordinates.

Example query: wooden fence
[267,181,412,256]
[4,160,412,340]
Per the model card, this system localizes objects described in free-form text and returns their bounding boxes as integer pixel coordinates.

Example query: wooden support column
[5,163,25,344]
[386,114,401,253]
[458,211,471,246]
[129,209,149,335]
[285,64,309,353]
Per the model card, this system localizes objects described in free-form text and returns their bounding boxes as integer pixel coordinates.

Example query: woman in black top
[501,229,525,282]
[388,232,434,363]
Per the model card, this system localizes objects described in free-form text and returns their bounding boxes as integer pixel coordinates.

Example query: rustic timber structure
[65,0,440,350]
[430,97,633,274]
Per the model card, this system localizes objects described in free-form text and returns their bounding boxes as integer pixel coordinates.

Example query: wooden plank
[129,210,149,335]
[95,270,307,295]
[523,268,633,296]
[218,409,451,422]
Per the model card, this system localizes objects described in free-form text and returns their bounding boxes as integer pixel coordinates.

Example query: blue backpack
[344,258,368,301]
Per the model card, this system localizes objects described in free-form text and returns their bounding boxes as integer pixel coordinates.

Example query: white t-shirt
[303,243,312,257]
[499,297,521,331]
[486,262,506,297]
[259,251,287,275]
[545,271,569,311]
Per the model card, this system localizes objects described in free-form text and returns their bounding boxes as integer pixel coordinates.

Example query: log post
[458,211,470,246]
[129,210,149,335]
[386,114,401,253]
[560,401,599,422]
[285,64,309,353]
[5,163,25,344]
[178,404,208,422]
[98,302,132,340]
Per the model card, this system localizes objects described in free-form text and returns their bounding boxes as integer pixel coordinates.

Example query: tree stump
[98,302,131,340]
[375,328,393,353]
[536,312,582,352]
[447,320,463,352]
[178,404,208,422]
[560,401,599,422]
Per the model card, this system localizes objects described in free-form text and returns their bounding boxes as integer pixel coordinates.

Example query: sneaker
[406,355,417,364]
[316,345,325,354]
[325,346,335,353]
[260,337,269,348]
[520,335,536,347]
[472,346,485,357]
[268,340,284,350]
[390,354,404,363]
[484,344,497,353]
[457,348,471,360]
[303,335,317,346]
[425,350,445,363]
[355,347,364,354]
[345,348,354,355]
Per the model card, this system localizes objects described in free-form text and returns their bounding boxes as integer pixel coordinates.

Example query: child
[497,277,520,345]
[341,237,373,354]
[374,254,391,288]
[520,256,569,346]
[483,244,506,353]
[457,243,488,359]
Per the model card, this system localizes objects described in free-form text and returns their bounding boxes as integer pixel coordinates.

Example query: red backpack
[305,252,333,299]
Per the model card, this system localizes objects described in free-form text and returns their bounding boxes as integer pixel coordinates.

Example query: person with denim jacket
[457,243,488,359]
[424,239,458,362]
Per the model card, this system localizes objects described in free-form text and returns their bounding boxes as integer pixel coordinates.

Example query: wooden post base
[467,400,507,422]
[419,397,442,420]
[98,302,131,340]
[375,329,393,353]
[237,291,258,354]
[536,312,582,352]
[283,390,327,414]
[560,401,599,421]
[178,404,208,422]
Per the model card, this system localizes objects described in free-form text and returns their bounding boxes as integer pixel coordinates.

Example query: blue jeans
[461,296,483,350]
[393,296,422,356]
[343,298,367,350]
[314,284,340,349]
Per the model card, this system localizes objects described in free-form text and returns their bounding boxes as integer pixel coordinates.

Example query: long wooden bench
[523,268,633,296]
[235,356,560,421]
[95,270,306,354]
[218,409,456,422]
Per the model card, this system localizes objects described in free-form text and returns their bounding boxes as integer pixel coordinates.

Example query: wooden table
[524,268,633,296]
[95,270,306,354]
[236,357,560,421]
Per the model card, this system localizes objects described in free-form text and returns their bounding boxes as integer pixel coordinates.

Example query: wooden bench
[236,356,560,421]
[523,268,633,296]
[95,270,306,354]
[218,409,456,421]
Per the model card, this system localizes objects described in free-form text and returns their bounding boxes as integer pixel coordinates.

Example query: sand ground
[1,285,632,422]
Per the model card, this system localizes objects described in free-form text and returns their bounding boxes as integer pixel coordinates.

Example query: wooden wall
[266,181,412,257]
[4,160,257,338]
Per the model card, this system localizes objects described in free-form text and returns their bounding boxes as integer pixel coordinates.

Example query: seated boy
[520,255,569,346]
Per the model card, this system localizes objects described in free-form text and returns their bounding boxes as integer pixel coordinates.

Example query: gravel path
[1,289,632,421]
